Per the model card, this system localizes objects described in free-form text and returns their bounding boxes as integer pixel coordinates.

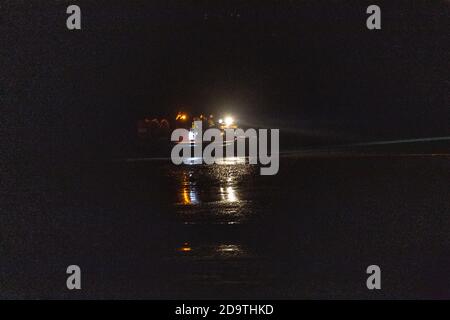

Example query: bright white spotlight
[218,119,223,124]
[224,116,233,126]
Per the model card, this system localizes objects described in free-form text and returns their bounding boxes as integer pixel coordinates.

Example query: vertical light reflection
[220,185,238,203]
[180,171,199,205]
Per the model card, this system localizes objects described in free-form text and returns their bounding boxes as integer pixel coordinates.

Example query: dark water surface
[2,155,450,298]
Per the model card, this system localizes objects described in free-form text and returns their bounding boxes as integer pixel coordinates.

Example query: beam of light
[280,135,450,156]
[346,136,450,147]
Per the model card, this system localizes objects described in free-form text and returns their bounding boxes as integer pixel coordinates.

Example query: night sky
[2,1,449,162]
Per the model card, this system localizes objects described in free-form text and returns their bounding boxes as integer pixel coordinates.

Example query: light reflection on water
[214,157,247,165]
[182,156,247,166]
[170,160,258,270]
[180,171,200,205]
[172,242,257,288]
[216,244,244,257]
[176,242,249,259]
[174,159,255,215]
[220,186,238,203]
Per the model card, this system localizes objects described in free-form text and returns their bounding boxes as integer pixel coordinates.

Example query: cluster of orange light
[179,242,192,252]
[176,113,188,121]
